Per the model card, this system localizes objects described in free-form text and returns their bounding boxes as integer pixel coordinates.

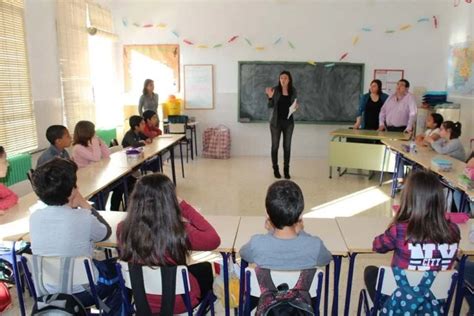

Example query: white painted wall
[24,0,63,150]
[23,0,474,157]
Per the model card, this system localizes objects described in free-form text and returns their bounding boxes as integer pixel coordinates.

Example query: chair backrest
[169,123,187,134]
[117,260,190,295]
[377,266,457,300]
[23,254,94,297]
[168,115,188,124]
[245,267,322,297]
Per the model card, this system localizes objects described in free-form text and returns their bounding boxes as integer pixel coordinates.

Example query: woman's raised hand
[265,87,274,99]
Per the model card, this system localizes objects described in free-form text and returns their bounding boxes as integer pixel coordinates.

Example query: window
[0,0,38,154]
[56,0,95,129]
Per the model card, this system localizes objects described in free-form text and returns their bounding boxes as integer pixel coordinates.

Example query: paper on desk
[288,99,298,119]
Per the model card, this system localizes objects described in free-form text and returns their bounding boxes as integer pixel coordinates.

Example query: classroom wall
[23,0,473,157]
[104,0,464,157]
[24,0,64,150]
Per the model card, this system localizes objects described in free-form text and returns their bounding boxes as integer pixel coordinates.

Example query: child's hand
[425,135,434,144]
[69,188,92,210]
[145,138,152,144]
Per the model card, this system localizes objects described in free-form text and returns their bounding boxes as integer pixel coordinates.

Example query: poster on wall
[374,69,404,95]
[447,41,474,96]
[123,44,180,99]
[184,65,214,110]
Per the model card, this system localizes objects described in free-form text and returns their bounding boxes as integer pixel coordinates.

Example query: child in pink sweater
[72,121,110,168]
[0,146,19,213]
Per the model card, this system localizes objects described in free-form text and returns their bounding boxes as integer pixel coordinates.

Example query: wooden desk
[329,129,410,179]
[336,216,391,253]
[0,192,37,241]
[96,211,240,253]
[234,216,347,316]
[382,139,474,201]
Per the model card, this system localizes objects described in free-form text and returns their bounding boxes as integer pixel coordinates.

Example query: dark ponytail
[442,121,462,139]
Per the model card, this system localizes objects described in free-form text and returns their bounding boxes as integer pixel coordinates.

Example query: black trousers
[270,120,294,168]
[110,177,136,211]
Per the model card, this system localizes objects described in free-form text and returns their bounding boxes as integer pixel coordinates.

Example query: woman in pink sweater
[71,121,126,210]
[0,146,18,213]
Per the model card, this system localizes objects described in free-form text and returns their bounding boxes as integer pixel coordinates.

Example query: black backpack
[31,293,87,316]
[255,268,316,316]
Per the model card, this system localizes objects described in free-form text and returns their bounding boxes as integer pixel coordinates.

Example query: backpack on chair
[380,267,445,315]
[31,293,87,316]
[255,268,316,316]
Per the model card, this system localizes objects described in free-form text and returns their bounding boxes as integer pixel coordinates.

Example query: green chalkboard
[238,61,365,123]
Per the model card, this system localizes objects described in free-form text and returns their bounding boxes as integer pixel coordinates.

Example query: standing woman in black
[265,71,299,179]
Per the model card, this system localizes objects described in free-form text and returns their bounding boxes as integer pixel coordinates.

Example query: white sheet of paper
[288,99,298,119]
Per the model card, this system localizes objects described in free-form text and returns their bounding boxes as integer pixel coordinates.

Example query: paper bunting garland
[352,36,359,45]
[122,13,440,60]
[399,24,412,31]
[228,35,239,43]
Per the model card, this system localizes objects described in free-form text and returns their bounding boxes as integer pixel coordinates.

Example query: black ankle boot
[273,165,281,179]
[284,166,291,179]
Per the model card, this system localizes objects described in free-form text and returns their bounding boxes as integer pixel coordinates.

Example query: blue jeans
[454,190,473,213]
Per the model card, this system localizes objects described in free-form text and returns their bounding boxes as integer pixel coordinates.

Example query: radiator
[0,153,32,187]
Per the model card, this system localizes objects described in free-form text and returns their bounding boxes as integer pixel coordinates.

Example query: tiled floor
[2,156,468,315]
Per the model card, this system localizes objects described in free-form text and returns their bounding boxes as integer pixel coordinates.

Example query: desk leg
[329,166,333,179]
[189,128,194,160]
[193,125,198,156]
[12,242,26,316]
[343,253,358,316]
[459,192,467,213]
[391,153,401,198]
[123,176,129,208]
[324,264,330,316]
[331,255,342,316]
[379,146,388,186]
[454,255,467,316]
[239,260,248,316]
[170,144,177,185]
[220,252,231,316]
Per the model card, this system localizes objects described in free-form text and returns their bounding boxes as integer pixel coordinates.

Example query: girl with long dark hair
[353,79,389,130]
[118,174,220,314]
[426,121,466,161]
[364,170,461,300]
[265,71,299,179]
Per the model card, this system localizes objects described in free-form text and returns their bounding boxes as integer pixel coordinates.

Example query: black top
[364,96,383,130]
[277,95,292,122]
[121,129,147,148]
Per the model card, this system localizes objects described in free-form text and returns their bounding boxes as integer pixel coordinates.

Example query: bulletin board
[374,69,404,95]
[184,64,214,110]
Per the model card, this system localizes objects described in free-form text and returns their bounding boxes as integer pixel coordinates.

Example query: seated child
[0,146,18,213]
[415,112,443,146]
[37,125,72,167]
[117,174,220,314]
[142,110,162,139]
[240,180,332,309]
[122,115,151,148]
[29,158,113,306]
[364,170,460,301]
[426,121,466,161]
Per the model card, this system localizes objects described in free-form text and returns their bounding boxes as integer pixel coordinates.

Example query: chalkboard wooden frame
[238,61,365,124]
